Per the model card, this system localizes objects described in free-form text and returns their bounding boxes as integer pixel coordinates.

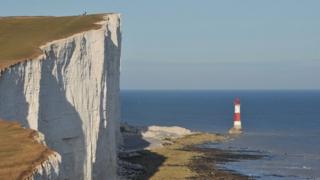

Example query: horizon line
[120,89,320,91]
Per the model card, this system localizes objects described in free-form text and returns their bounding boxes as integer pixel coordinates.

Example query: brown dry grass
[0,120,54,180]
[0,14,104,70]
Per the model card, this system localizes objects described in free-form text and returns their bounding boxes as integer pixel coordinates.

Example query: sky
[1,0,320,90]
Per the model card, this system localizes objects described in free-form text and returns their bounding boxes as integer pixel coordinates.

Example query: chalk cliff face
[0,14,121,180]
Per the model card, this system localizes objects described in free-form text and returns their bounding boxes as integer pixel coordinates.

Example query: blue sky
[1,0,320,89]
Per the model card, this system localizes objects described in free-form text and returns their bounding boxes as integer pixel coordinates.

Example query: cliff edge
[0,120,61,180]
[0,14,104,70]
[0,14,121,179]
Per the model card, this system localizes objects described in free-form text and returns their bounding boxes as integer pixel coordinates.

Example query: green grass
[0,14,104,69]
[0,120,54,179]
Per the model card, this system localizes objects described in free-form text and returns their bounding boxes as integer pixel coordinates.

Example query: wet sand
[188,146,264,179]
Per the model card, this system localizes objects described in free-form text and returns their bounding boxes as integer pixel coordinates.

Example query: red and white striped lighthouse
[233,98,242,130]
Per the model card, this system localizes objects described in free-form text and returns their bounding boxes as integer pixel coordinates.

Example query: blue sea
[121,90,320,179]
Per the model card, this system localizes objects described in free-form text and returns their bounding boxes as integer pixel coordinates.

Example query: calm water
[121,90,320,179]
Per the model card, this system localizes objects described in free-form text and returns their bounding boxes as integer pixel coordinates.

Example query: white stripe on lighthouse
[235,104,240,113]
[234,121,242,129]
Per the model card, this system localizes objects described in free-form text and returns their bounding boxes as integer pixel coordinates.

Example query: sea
[121,90,320,179]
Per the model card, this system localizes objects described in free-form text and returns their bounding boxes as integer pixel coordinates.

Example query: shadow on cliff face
[122,131,151,150]
[0,63,31,128]
[38,43,85,179]
[93,25,121,179]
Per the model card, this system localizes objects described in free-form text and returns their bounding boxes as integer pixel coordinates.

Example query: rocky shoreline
[118,124,263,179]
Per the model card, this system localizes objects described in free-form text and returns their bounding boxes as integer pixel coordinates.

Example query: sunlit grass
[0,14,104,69]
[0,120,54,179]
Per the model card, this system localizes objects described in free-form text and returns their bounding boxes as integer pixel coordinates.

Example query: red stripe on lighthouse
[234,113,240,121]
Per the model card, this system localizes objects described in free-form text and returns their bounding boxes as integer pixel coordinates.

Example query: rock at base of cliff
[120,123,193,151]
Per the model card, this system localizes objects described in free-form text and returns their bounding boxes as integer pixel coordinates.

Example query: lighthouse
[234,98,241,129]
[229,97,242,134]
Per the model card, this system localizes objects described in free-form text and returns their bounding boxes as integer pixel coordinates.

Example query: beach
[119,124,264,179]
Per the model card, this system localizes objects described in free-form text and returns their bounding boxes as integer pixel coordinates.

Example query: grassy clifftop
[0,14,104,69]
[0,120,54,179]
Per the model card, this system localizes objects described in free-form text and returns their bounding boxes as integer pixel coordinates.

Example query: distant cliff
[0,14,121,179]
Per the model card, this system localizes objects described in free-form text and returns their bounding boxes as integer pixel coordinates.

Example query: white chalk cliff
[0,14,121,180]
